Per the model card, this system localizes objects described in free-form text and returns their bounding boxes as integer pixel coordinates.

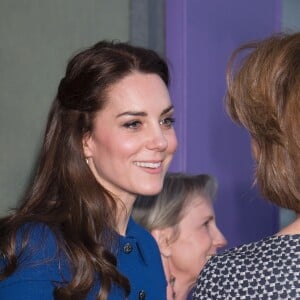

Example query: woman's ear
[151,228,174,257]
[82,133,93,158]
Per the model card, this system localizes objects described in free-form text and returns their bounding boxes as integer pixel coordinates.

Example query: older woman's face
[168,196,227,287]
[83,72,177,204]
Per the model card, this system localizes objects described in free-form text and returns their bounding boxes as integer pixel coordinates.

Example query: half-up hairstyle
[0,40,169,299]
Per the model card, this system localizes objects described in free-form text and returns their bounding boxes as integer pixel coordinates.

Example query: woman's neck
[277,213,300,235]
[166,277,193,300]
[116,195,136,236]
[162,257,193,300]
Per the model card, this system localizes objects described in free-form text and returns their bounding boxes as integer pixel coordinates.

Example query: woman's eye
[123,120,142,129]
[203,220,210,228]
[160,117,175,128]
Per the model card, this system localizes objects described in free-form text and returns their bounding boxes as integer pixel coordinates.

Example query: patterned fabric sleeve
[193,235,300,300]
[193,256,224,300]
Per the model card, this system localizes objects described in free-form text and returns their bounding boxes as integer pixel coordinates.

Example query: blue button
[139,290,146,300]
[123,243,133,253]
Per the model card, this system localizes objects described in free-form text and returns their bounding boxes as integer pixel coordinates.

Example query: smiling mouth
[134,161,162,168]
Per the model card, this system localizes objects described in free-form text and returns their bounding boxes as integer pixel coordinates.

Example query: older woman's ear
[151,228,174,257]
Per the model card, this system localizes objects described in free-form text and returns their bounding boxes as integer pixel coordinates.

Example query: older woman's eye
[203,218,213,228]
[123,120,142,129]
[160,117,175,128]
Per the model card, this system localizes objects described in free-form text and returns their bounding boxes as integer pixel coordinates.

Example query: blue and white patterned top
[193,235,300,299]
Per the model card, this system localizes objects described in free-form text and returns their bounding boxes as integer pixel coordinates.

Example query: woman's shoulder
[15,222,61,259]
[203,234,300,268]
[0,222,68,299]
[193,234,300,299]
[219,234,299,259]
[1,222,69,285]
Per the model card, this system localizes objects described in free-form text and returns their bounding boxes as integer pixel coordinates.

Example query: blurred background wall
[165,0,300,248]
[1,0,300,248]
[0,0,129,215]
[166,0,280,249]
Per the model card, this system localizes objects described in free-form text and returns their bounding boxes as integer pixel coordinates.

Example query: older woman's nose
[213,227,227,249]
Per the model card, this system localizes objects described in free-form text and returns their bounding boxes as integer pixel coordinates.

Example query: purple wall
[166,0,281,248]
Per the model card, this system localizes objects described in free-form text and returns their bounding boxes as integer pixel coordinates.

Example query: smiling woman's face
[83,71,177,203]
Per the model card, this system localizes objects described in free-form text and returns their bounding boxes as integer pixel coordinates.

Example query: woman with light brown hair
[194,32,300,299]
[132,172,226,300]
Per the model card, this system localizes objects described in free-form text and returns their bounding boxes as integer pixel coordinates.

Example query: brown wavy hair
[226,32,300,213]
[0,41,169,299]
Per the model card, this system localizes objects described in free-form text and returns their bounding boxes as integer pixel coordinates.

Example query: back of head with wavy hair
[226,32,300,213]
[0,40,170,300]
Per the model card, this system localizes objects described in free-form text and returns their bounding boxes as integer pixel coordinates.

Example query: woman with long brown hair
[0,40,177,299]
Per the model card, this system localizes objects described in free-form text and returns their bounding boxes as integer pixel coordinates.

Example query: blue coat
[0,218,166,299]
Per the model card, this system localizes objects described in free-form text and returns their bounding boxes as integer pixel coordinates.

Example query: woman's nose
[213,227,227,249]
[146,126,168,151]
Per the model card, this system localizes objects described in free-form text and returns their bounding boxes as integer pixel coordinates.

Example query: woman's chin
[138,185,163,196]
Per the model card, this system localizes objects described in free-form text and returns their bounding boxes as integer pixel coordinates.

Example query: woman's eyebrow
[116,111,147,118]
[161,105,174,116]
[116,105,174,118]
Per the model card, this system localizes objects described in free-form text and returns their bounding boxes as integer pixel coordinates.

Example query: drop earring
[166,257,176,300]
[169,274,176,300]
